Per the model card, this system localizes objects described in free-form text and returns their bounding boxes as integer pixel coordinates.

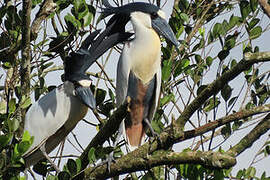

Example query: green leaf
[67,159,77,176]
[246,167,256,178]
[248,18,260,30]
[221,84,232,101]
[228,15,240,30]
[180,13,189,23]
[41,62,54,71]
[250,0,258,12]
[46,175,58,180]
[33,161,48,177]
[174,58,190,77]
[230,59,237,68]
[225,34,237,50]
[203,97,220,112]
[162,60,172,81]
[8,118,20,132]
[213,23,223,38]
[214,170,225,179]
[82,11,93,27]
[218,50,230,61]
[249,26,262,40]
[88,147,96,164]
[58,171,71,180]
[232,120,243,131]
[160,93,175,107]
[20,96,31,109]
[64,13,81,30]
[236,169,244,179]
[151,120,163,134]
[221,123,232,138]
[0,134,13,148]
[17,141,31,154]
[178,0,189,12]
[206,56,213,67]
[240,0,251,19]
[95,88,106,106]
[8,98,16,114]
[76,159,81,173]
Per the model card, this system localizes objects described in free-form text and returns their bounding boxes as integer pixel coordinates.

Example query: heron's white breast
[127,29,161,84]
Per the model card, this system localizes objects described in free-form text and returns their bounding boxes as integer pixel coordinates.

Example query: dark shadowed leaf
[58,171,71,180]
[33,161,48,177]
[67,159,77,176]
[240,1,251,19]
[221,84,232,101]
[218,50,230,61]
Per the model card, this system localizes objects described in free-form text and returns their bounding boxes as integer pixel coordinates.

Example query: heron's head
[102,2,178,46]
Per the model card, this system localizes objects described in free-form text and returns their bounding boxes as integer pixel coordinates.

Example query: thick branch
[31,0,57,40]
[258,0,270,19]
[175,52,270,132]
[80,101,129,169]
[83,150,236,179]
[244,51,270,61]
[20,0,32,135]
[178,104,270,142]
[228,113,270,156]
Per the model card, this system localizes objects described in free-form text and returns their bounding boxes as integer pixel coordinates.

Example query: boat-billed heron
[102,2,178,151]
[23,23,132,171]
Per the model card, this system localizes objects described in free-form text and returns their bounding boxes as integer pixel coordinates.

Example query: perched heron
[102,2,178,151]
[23,23,132,171]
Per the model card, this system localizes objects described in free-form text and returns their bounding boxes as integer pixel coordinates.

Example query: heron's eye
[151,12,158,19]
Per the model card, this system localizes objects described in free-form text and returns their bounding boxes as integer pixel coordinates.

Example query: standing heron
[102,2,178,151]
[23,23,132,171]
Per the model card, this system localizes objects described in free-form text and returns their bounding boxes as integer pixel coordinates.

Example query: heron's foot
[40,145,60,173]
[144,118,161,144]
[107,152,116,173]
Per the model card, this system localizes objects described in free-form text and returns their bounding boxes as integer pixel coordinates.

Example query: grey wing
[116,51,130,107]
[148,66,161,121]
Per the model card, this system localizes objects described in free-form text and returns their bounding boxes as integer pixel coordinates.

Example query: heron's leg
[143,118,159,138]
[40,144,60,173]
[144,118,161,150]
[107,126,123,172]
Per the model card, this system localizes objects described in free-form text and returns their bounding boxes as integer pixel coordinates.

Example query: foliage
[0,0,269,179]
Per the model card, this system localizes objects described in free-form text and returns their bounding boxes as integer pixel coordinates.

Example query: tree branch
[80,100,129,169]
[31,0,57,40]
[228,113,270,156]
[177,104,270,143]
[258,0,270,19]
[20,0,32,135]
[175,52,270,132]
[83,150,236,179]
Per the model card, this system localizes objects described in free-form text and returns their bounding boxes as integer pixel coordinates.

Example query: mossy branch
[20,0,32,135]
[79,101,129,169]
[31,0,57,40]
[177,104,270,142]
[228,113,270,156]
[175,52,270,132]
[83,150,236,179]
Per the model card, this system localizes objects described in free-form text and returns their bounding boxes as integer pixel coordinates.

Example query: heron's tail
[120,121,146,151]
